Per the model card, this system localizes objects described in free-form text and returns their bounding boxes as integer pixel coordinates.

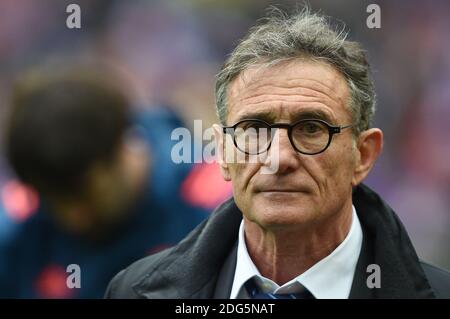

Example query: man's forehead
[226,59,350,122]
[232,59,345,87]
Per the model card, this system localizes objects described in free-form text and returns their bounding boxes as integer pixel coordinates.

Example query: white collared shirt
[230,205,363,299]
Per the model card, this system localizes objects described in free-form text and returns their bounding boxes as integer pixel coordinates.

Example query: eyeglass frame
[222,118,354,155]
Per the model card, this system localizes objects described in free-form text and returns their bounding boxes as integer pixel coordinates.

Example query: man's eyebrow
[233,111,277,123]
[231,109,336,125]
[292,110,334,123]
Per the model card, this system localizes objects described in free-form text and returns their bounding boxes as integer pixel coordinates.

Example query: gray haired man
[106,8,450,299]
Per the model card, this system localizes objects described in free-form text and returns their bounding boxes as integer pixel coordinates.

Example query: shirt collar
[230,205,363,299]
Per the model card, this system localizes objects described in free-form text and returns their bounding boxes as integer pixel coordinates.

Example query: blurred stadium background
[0,0,449,294]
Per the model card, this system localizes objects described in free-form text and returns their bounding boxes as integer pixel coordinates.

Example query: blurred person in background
[0,65,211,298]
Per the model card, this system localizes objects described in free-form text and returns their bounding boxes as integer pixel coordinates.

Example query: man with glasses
[106,8,450,299]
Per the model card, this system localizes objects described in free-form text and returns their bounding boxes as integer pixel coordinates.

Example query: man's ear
[352,128,383,186]
[212,124,231,181]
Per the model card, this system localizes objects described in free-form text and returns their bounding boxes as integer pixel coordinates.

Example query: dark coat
[105,184,450,299]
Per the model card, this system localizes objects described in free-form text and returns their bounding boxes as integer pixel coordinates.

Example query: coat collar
[350,184,435,298]
[133,184,435,298]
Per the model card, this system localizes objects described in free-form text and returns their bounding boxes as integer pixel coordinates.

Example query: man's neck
[243,203,353,286]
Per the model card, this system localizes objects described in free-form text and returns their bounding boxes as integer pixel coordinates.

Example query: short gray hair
[215,7,375,135]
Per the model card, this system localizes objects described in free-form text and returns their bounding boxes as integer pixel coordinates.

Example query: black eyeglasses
[222,119,353,155]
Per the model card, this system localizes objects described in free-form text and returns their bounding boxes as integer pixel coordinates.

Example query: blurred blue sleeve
[0,206,17,297]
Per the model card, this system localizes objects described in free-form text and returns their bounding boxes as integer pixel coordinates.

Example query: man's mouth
[261,189,298,192]
[258,186,312,193]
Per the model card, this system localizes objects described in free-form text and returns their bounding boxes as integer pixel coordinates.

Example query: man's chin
[257,190,312,203]
[250,195,316,227]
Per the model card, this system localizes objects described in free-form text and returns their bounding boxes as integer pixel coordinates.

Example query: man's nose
[267,128,301,173]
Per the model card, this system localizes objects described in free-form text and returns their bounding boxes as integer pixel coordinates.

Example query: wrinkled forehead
[226,58,351,124]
